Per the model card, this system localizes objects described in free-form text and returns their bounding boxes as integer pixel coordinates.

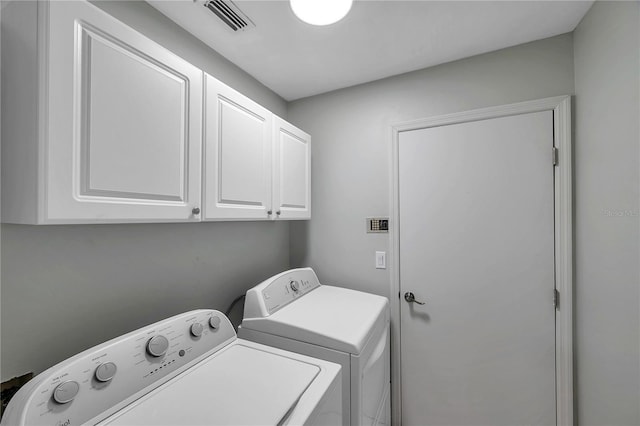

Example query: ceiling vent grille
[203,0,255,32]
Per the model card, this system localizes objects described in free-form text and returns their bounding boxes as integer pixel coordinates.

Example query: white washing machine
[1,309,342,426]
[239,268,390,426]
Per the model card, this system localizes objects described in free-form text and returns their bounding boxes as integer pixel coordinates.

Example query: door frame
[389,96,573,426]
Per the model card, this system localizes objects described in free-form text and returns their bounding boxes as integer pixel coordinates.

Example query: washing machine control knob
[290,280,300,292]
[53,380,80,404]
[209,316,221,330]
[95,362,117,382]
[190,322,204,337]
[146,335,169,357]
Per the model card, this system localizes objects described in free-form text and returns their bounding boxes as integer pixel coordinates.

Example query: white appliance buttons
[146,335,169,357]
[209,316,221,330]
[190,322,204,337]
[53,380,79,404]
[95,362,117,382]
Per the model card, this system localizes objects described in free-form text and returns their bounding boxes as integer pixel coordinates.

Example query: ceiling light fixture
[290,0,353,26]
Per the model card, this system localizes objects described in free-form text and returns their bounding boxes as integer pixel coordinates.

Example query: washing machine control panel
[4,310,236,426]
[259,268,321,315]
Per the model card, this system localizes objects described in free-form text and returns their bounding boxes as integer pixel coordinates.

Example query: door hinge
[553,288,560,309]
[552,147,559,166]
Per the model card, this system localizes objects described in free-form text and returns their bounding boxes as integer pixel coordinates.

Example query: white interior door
[398,111,556,426]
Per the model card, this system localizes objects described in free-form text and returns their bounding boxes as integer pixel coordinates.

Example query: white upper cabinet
[272,117,311,220]
[2,1,203,224]
[2,0,310,224]
[203,74,273,220]
[203,75,311,221]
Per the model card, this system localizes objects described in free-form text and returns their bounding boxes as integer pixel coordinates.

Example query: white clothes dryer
[1,310,342,426]
[239,268,390,426]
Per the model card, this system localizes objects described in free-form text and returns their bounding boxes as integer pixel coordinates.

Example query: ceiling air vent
[203,0,255,32]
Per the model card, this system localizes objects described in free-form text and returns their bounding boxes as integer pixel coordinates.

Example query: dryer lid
[242,285,389,354]
[100,343,320,426]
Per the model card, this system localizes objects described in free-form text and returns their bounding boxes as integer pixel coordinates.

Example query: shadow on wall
[289,220,310,268]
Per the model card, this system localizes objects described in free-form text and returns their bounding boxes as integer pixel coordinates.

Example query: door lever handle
[404,292,425,305]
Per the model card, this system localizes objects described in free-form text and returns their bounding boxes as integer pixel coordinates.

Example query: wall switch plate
[375,251,386,269]
[367,218,389,233]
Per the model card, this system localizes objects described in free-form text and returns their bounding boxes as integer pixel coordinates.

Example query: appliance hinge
[552,147,559,166]
[553,288,560,309]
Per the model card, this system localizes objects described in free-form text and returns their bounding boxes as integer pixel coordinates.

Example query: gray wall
[1,223,288,379]
[287,34,575,296]
[90,0,286,117]
[0,0,288,380]
[573,2,640,425]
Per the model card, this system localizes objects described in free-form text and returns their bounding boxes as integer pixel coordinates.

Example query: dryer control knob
[95,362,117,382]
[190,322,204,337]
[53,380,80,404]
[146,335,169,357]
[209,316,221,330]
[290,280,300,292]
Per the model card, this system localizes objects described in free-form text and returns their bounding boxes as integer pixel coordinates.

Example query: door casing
[389,96,573,426]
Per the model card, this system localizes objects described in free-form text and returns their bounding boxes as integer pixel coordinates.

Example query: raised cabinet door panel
[45,1,202,223]
[83,33,184,200]
[204,74,272,220]
[273,116,311,220]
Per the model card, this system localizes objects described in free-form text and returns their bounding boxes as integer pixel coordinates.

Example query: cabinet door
[45,1,202,223]
[272,117,311,220]
[204,74,272,220]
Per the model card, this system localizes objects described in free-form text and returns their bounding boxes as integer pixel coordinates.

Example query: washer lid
[100,343,320,426]
[242,286,389,354]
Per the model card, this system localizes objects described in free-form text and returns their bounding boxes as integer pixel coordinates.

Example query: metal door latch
[404,292,425,305]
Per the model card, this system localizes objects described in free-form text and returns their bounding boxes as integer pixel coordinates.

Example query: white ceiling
[147,0,593,101]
